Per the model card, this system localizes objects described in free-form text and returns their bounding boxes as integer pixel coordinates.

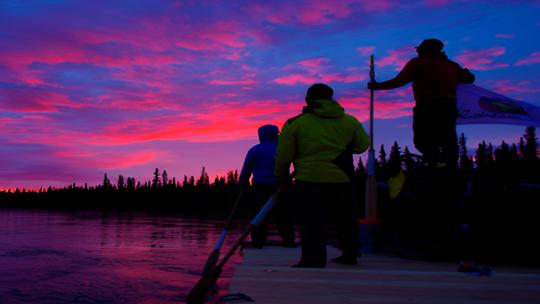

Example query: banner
[457,84,540,127]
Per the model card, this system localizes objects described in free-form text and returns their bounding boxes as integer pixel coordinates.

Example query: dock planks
[227,246,540,303]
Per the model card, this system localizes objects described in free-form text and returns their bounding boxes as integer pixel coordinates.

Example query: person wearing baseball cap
[368,38,474,168]
[368,39,482,273]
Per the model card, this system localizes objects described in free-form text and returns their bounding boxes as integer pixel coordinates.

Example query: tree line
[0,126,538,214]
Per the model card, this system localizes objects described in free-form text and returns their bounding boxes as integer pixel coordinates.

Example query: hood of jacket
[303,99,345,118]
[258,124,279,143]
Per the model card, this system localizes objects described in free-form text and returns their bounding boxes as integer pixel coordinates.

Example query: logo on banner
[478,96,527,115]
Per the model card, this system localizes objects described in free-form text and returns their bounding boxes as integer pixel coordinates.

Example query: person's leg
[250,184,271,247]
[441,99,459,170]
[295,181,326,267]
[274,192,296,247]
[332,183,360,264]
[413,106,438,166]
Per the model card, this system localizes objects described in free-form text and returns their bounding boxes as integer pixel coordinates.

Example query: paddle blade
[201,249,220,276]
[186,266,222,304]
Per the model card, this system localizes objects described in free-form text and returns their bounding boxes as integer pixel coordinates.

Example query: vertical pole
[365,55,378,222]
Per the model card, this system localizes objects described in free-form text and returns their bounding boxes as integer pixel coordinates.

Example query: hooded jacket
[239,125,279,186]
[275,99,369,183]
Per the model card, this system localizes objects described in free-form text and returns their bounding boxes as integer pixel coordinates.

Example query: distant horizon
[1,1,540,189]
[2,125,537,192]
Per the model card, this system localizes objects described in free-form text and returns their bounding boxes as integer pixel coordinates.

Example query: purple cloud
[455,47,510,70]
[515,51,540,66]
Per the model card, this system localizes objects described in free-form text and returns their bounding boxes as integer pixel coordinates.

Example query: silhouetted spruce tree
[475,141,488,168]
[127,177,135,191]
[214,176,226,188]
[355,157,366,177]
[510,144,519,163]
[117,175,125,191]
[494,141,512,168]
[378,144,387,168]
[524,126,538,162]
[196,167,210,188]
[458,133,472,171]
[102,173,112,189]
[152,168,161,188]
[182,175,189,188]
[226,170,238,186]
[162,170,168,187]
[387,141,401,176]
[402,146,415,172]
[518,137,526,159]
[487,143,494,164]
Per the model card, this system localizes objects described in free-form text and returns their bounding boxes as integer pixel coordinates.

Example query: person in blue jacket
[239,124,295,248]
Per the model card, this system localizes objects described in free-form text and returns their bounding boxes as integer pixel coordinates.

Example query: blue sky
[1,0,539,189]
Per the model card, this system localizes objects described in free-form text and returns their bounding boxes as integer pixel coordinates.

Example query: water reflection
[0,209,246,303]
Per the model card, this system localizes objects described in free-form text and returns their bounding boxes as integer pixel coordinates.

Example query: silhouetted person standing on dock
[369,39,488,273]
[368,38,475,168]
[275,83,369,268]
[239,124,295,248]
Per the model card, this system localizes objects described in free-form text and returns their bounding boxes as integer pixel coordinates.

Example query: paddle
[201,190,244,276]
[186,191,281,304]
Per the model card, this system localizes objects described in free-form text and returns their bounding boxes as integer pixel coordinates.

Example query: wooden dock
[227,245,540,303]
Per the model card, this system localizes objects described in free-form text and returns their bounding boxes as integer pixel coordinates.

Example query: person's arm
[458,67,475,84]
[239,148,255,188]
[274,121,296,184]
[368,58,415,90]
[351,118,370,154]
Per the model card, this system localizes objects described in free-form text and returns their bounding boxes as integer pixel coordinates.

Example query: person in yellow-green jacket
[275,83,369,268]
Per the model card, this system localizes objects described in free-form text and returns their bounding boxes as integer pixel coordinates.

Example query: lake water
[0,209,247,304]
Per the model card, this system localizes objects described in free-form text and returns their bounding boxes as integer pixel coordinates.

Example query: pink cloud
[378,46,415,70]
[108,98,165,111]
[273,72,365,85]
[298,58,330,70]
[208,79,257,86]
[54,150,158,170]
[424,0,449,6]
[275,58,367,85]
[250,1,353,26]
[362,0,395,12]
[495,33,514,39]
[484,79,540,96]
[60,100,298,146]
[321,73,366,83]
[341,96,414,121]
[0,87,80,113]
[515,51,540,66]
[248,0,395,26]
[3,40,182,71]
[175,20,258,51]
[455,47,509,70]
[223,50,251,61]
[1,38,189,89]
[357,46,376,56]
[296,1,354,24]
[273,74,319,85]
[340,87,414,121]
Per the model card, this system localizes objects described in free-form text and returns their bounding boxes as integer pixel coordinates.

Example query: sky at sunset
[1,0,540,189]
